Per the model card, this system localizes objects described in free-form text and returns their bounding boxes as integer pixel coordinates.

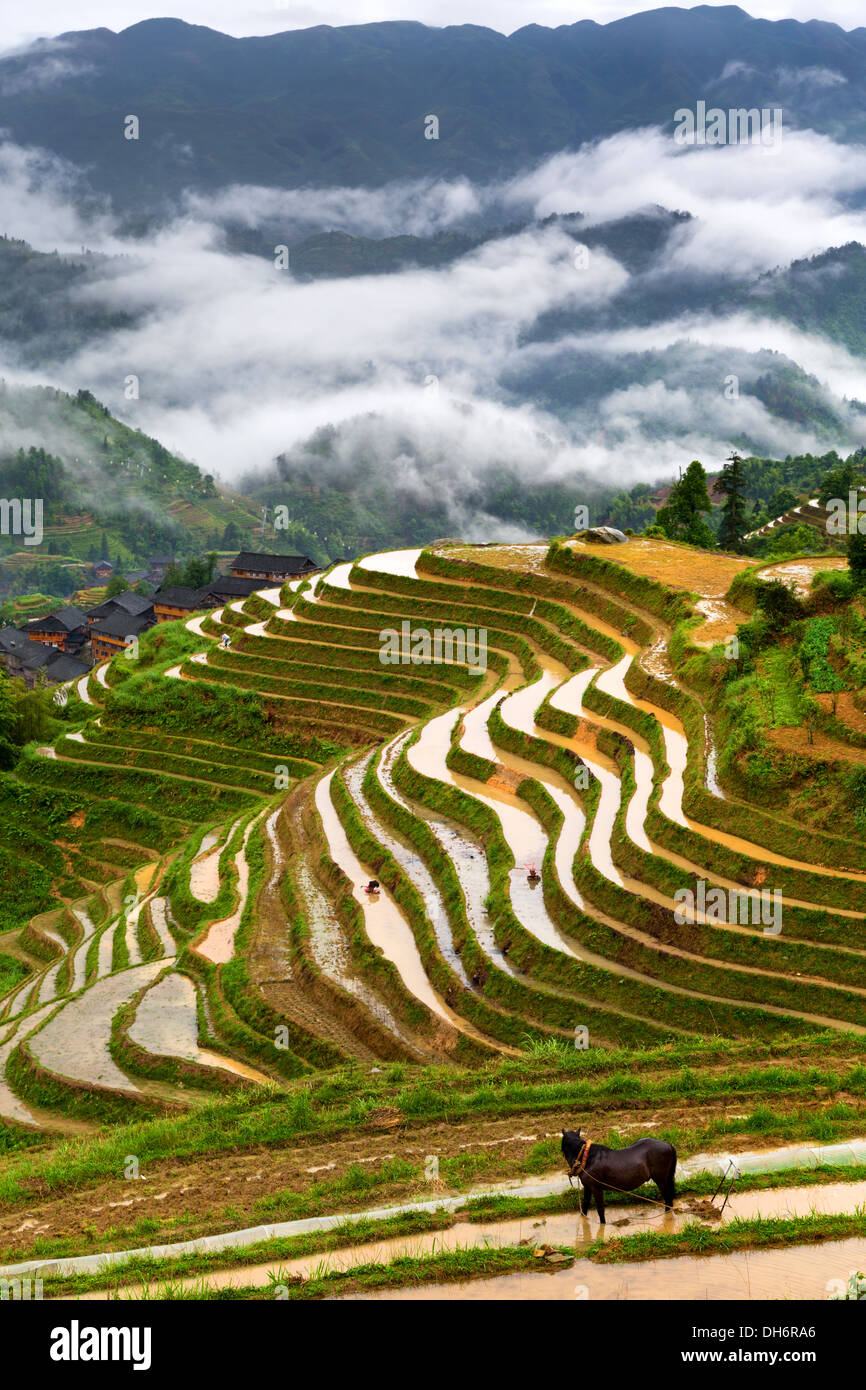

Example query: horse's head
[561,1128,584,1168]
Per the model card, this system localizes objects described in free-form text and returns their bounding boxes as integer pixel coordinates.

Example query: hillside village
[0,551,318,689]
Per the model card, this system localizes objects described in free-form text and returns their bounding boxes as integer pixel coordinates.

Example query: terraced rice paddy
[2,538,865,1302]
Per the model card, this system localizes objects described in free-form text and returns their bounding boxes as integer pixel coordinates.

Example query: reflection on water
[358,548,423,579]
[314,769,463,1028]
[357,1235,865,1302]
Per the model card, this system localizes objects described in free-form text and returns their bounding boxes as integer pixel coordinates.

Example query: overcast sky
[2,1,864,53]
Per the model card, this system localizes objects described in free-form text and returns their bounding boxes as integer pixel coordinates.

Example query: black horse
[561,1129,676,1224]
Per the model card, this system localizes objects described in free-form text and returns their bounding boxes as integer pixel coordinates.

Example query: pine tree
[715,452,748,551]
[657,461,716,548]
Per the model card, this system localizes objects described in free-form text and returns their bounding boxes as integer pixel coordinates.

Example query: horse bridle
[567,1139,592,1182]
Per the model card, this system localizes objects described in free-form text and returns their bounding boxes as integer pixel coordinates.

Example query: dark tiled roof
[153,586,208,610]
[90,612,155,640]
[231,552,316,575]
[0,626,30,653]
[25,605,87,634]
[204,575,260,598]
[88,592,154,621]
[17,643,55,670]
[44,652,91,682]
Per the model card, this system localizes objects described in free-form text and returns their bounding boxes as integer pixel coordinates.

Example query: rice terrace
[2,525,866,1320]
[6,1,866,1357]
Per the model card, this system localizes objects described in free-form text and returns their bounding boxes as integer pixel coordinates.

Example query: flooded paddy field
[5,538,866,1313]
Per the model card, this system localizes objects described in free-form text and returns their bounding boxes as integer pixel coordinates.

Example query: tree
[0,674,17,769]
[797,691,820,746]
[755,579,804,632]
[656,461,716,548]
[105,573,129,598]
[714,452,749,551]
[182,552,218,588]
[161,562,185,588]
[819,458,862,507]
[848,532,866,590]
[99,531,110,559]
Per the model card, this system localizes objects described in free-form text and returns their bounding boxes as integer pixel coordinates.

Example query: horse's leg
[659,1154,676,1210]
[580,1181,593,1217]
[594,1184,605,1224]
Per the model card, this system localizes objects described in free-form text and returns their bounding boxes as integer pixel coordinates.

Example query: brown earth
[2,1092,860,1264]
[565,538,751,598]
[767,724,866,765]
[816,690,866,739]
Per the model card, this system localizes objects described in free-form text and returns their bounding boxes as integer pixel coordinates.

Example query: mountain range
[2,9,866,214]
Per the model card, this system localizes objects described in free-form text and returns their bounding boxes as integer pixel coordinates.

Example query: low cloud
[1,120,866,537]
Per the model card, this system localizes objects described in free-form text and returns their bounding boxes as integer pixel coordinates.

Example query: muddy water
[148,899,177,956]
[360,1235,865,1302]
[190,819,244,904]
[415,702,582,962]
[76,672,94,705]
[407,705,682,1014]
[79,1179,866,1301]
[693,596,742,646]
[380,729,514,977]
[759,556,847,597]
[97,922,115,977]
[314,770,463,1028]
[490,661,866,1022]
[704,715,726,799]
[0,1001,59,1126]
[69,909,100,992]
[593,655,655,850]
[641,632,675,684]
[292,850,412,1047]
[196,818,260,964]
[185,613,210,638]
[31,963,165,1094]
[190,845,224,904]
[570,647,866,892]
[358,548,423,579]
[497,674,588,907]
[263,807,286,897]
[256,588,282,606]
[128,972,269,1083]
[346,747,472,988]
[548,669,628,886]
[321,562,354,591]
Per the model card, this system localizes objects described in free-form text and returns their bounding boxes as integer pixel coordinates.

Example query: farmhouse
[230,551,317,582]
[39,651,90,685]
[148,555,175,582]
[87,591,155,626]
[202,574,261,602]
[24,606,88,654]
[0,627,90,687]
[153,585,216,622]
[89,611,154,663]
[92,559,114,581]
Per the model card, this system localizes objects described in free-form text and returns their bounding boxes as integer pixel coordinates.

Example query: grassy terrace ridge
[31,1161,866,1298]
[31,1210,866,1301]
[2,536,866,1276]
